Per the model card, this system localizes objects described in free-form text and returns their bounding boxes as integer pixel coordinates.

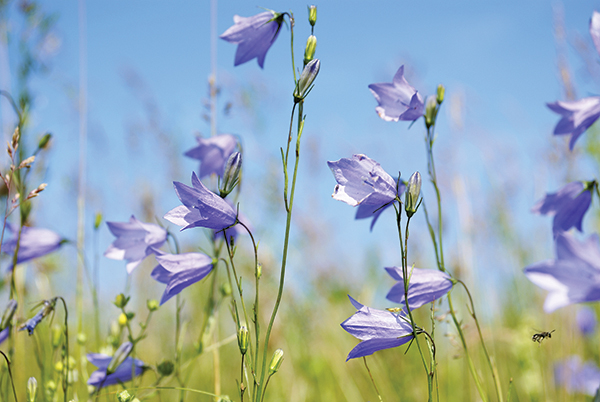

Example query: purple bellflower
[220,10,284,68]
[164,172,237,231]
[0,328,8,345]
[524,233,600,312]
[104,215,167,274]
[576,306,597,336]
[385,267,454,310]
[340,296,414,361]
[368,65,424,122]
[547,97,600,150]
[87,353,146,389]
[591,11,600,56]
[3,225,64,270]
[555,355,600,396]
[184,134,238,179]
[19,299,55,335]
[151,250,215,305]
[532,181,592,238]
[328,154,402,230]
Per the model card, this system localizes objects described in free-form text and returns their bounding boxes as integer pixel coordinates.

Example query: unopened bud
[11,127,19,151]
[118,313,128,326]
[425,96,437,128]
[237,326,249,355]
[107,342,133,375]
[27,183,47,200]
[256,263,262,280]
[114,293,129,309]
[308,5,317,26]
[77,332,87,345]
[436,84,445,104]
[94,212,102,230]
[18,156,35,169]
[303,35,317,65]
[38,133,52,150]
[220,282,232,297]
[220,152,242,197]
[117,390,134,402]
[0,299,17,329]
[147,299,159,312]
[294,59,320,101]
[51,325,62,348]
[27,377,37,402]
[157,360,175,376]
[268,348,284,376]
[405,172,422,218]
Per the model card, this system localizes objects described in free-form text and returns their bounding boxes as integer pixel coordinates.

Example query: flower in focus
[524,233,600,312]
[576,306,597,336]
[104,215,168,274]
[87,353,146,389]
[151,250,214,305]
[385,267,454,310]
[368,65,424,122]
[554,355,600,396]
[220,10,284,68]
[547,97,600,150]
[340,296,414,361]
[590,11,600,56]
[3,225,64,270]
[164,172,237,231]
[531,181,592,238]
[328,154,401,230]
[184,134,238,179]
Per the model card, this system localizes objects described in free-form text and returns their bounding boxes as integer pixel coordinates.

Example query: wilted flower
[555,355,600,396]
[104,215,167,274]
[341,296,414,361]
[524,233,600,312]
[385,267,454,310]
[576,306,597,336]
[151,250,214,305]
[87,353,146,389]
[547,98,600,150]
[531,181,592,238]
[184,134,238,179]
[220,10,284,68]
[3,225,64,270]
[328,154,402,230]
[368,65,424,122]
[164,172,237,231]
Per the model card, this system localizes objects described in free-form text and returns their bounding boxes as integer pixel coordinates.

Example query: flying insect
[532,329,555,344]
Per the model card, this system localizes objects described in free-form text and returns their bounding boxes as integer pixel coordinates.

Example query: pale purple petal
[385,267,453,310]
[0,327,9,344]
[547,97,600,150]
[3,225,63,270]
[87,354,145,388]
[368,65,424,122]
[591,11,600,58]
[576,306,597,336]
[555,355,600,396]
[346,336,412,361]
[184,134,238,178]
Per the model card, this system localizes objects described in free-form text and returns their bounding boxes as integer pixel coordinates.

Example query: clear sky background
[1,0,599,313]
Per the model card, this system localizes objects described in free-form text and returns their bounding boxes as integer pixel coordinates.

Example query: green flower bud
[157,360,175,376]
[0,299,17,329]
[114,294,129,309]
[424,96,437,128]
[117,390,135,402]
[147,299,159,312]
[436,84,445,104]
[308,5,317,26]
[220,152,242,197]
[237,325,249,355]
[303,35,317,66]
[94,212,102,230]
[45,380,56,392]
[27,377,37,402]
[405,171,422,218]
[77,332,87,345]
[220,282,232,297]
[294,59,320,102]
[107,342,133,375]
[268,348,284,376]
[256,263,262,280]
[37,133,51,150]
[51,325,62,348]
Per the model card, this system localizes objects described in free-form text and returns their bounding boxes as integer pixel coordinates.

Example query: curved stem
[0,351,17,402]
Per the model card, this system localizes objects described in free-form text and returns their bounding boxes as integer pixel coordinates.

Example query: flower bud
[424,95,437,128]
[268,348,284,376]
[237,325,249,355]
[308,5,317,26]
[294,59,320,102]
[303,35,317,66]
[436,84,445,104]
[256,263,262,280]
[220,152,242,197]
[0,299,17,329]
[117,390,135,402]
[114,294,129,309]
[27,377,37,402]
[37,133,52,150]
[405,172,422,218]
[107,342,133,375]
[147,299,159,312]
[220,282,232,297]
[157,360,175,376]
[51,325,62,348]
[77,332,87,345]
[118,313,128,326]
[94,212,102,230]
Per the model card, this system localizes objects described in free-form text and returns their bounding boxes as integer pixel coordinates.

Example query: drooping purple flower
[220,10,284,68]
[590,11,600,57]
[385,267,454,310]
[340,296,414,361]
[532,181,592,238]
[555,355,600,396]
[3,225,64,269]
[547,97,600,150]
[87,353,146,389]
[151,250,214,305]
[524,233,600,312]
[19,299,55,335]
[184,134,238,179]
[576,306,597,336]
[104,215,167,274]
[164,172,237,231]
[368,65,424,122]
[328,154,402,230]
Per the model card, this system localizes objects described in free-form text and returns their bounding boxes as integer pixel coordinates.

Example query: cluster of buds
[295,6,320,102]
[425,84,445,129]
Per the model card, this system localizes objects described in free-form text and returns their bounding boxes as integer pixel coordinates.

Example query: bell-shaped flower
[524,233,600,312]
[3,225,64,270]
[328,154,402,230]
[87,353,146,389]
[531,181,592,238]
[19,298,56,335]
[340,296,414,361]
[385,267,453,310]
[547,97,600,150]
[591,11,600,57]
[104,215,167,274]
[368,65,424,122]
[184,134,238,179]
[554,355,600,396]
[220,10,284,68]
[151,250,214,305]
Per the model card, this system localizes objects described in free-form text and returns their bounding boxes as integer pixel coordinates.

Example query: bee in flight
[532,329,555,344]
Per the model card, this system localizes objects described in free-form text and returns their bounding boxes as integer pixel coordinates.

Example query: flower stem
[363,357,384,402]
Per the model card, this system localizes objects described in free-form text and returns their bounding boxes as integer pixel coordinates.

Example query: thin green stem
[0,351,17,402]
[363,357,383,402]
